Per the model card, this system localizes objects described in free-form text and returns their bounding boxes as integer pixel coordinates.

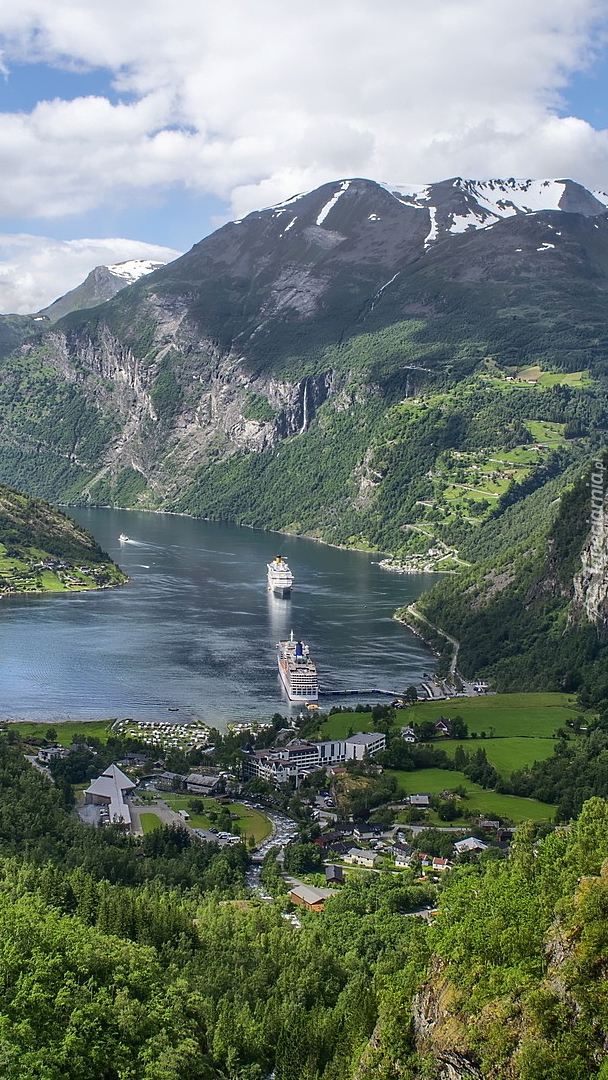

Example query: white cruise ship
[277,631,319,701]
[267,555,294,596]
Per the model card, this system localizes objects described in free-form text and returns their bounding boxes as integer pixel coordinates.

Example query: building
[84,764,136,828]
[400,726,418,743]
[243,731,386,786]
[155,771,187,791]
[325,864,344,885]
[344,732,387,759]
[344,848,379,868]
[454,836,488,856]
[117,753,148,767]
[288,884,335,912]
[186,773,222,795]
[408,793,431,807]
[37,746,68,764]
[353,825,383,843]
[394,850,413,869]
[432,857,452,873]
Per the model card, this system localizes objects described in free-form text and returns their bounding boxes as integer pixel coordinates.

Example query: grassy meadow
[386,767,554,824]
[320,692,585,823]
[442,736,557,776]
[393,692,584,738]
[3,719,114,745]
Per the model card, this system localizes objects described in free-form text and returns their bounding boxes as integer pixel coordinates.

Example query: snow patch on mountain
[389,184,432,204]
[316,181,351,226]
[464,178,567,216]
[256,175,608,247]
[424,206,438,247]
[450,208,490,234]
[106,259,165,283]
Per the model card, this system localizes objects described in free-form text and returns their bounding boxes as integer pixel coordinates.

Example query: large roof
[84,763,135,825]
[289,884,335,906]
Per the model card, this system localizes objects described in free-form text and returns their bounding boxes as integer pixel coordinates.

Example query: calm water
[0,508,438,728]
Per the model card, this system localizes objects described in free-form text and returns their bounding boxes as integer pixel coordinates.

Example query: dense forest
[2,734,608,1076]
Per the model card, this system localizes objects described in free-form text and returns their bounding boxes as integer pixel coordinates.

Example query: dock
[319,688,400,698]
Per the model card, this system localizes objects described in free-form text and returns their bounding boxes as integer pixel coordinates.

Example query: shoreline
[0,575,128,602]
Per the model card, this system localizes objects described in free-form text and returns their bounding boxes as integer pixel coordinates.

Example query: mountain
[36,259,168,323]
[0,174,607,582]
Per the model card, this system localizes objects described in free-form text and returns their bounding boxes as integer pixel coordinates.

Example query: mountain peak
[36,258,168,322]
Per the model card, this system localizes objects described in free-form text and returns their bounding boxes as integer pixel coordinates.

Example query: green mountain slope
[0,484,126,593]
[399,457,608,706]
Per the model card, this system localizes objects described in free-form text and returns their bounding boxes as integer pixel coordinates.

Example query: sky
[1,0,608,312]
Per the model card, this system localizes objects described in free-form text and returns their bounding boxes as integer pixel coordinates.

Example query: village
[34,714,515,917]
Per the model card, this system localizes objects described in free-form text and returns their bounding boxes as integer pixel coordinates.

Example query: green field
[442,736,557,777]
[386,767,554,824]
[398,693,583,738]
[320,711,375,739]
[2,719,114,745]
[161,795,272,844]
[524,420,568,446]
[516,366,590,388]
[320,693,585,742]
[139,812,163,834]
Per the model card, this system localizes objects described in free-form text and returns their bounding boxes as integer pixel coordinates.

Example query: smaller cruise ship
[267,555,294,596]
[277,631,319,701]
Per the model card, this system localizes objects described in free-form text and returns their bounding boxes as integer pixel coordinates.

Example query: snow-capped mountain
[36,259,168,323]
[263,176,608,251]
[2,172,608,525]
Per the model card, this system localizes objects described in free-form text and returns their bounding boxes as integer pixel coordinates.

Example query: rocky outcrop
[410,964,483,1080]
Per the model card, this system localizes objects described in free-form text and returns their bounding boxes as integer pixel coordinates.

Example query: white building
[454,837,488,856]
[244,731,386,785]
[344,848,379,868]
[84,764,136,828]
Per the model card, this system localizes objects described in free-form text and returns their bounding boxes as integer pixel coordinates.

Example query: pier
[319,688,400,698]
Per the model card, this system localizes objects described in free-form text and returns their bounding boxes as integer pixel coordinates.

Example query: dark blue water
[0,508,438,727]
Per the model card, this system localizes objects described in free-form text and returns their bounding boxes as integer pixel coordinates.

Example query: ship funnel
[295,640,303,658]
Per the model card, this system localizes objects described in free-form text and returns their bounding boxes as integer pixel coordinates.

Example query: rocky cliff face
[19,311,337,504]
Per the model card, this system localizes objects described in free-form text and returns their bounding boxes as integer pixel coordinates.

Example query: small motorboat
[119,534,130,543]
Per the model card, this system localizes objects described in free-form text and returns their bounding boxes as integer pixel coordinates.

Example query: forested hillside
[399,456,608,708]
[0,482,126,593]
[2,735,608,1077]
[0,176,606,572]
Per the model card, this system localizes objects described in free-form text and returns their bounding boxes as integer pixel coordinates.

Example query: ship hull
[277,637,319,702]
[270,581,292,597]
[267,557,294,597]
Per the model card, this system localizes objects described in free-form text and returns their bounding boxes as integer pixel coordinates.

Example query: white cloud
[0,234,181,313]
[0,1,606,238]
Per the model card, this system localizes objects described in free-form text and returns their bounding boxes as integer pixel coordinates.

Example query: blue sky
[0,61,229,250]
[558,48,608,130]
[0,0,607,312]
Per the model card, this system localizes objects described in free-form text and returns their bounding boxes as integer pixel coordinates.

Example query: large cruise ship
[277,631,319,701]
[267,556,294,597]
